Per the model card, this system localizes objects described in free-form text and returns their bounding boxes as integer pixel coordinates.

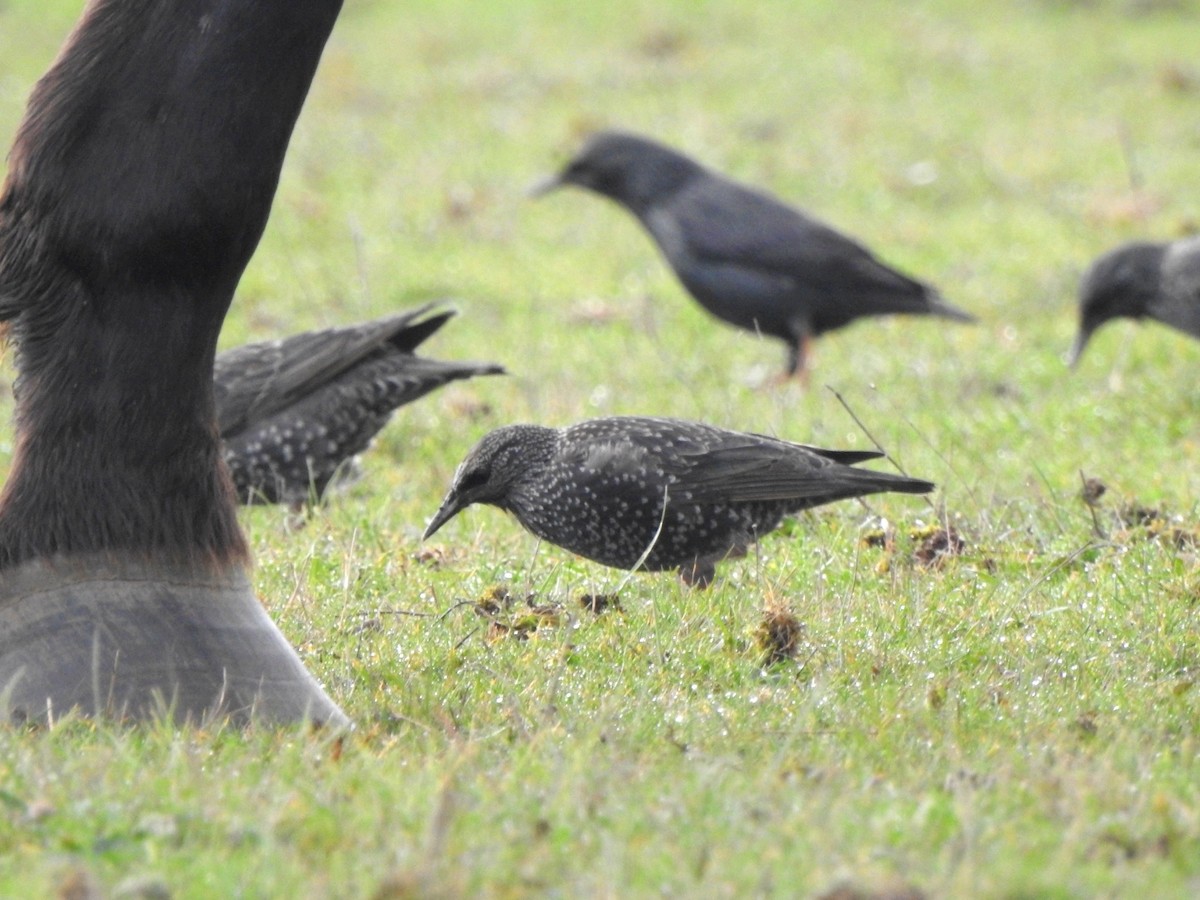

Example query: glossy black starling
[531,130,975,380]
[216,304,505,506]
[424,416,934,586]
[1069,236,1200,366]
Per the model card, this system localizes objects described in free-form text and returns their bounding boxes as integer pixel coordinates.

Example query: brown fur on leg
[0,0,344,571]
[0,0,348,724]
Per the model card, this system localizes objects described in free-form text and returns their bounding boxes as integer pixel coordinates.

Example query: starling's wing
[657,430,932,508]
[213,303,446,437]
[557,417,928,512]
[666,177,937,316]
[748,435,882,466]
[279,352,505,448]
[1153,238,1200,339]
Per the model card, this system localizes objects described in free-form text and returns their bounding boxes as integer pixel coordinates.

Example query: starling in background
[531,130,975,380]
[1069,235,1200,366]
[424,416,934,586]
[216,303,505,507]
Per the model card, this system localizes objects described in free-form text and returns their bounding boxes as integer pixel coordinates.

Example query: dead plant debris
[753,600,805,665]
[486,620,533,642]
[1119,504,1162,527]
[913,525,967,569]
[471,585,564,641]
[474,584,519,616]
[862,521,969,570]
[1115,503,1200,549]
[1081,476,1107,507]
[861,528,893,551]
[817,882,927,900]
[578,593,622,615]
[411,546,448,568]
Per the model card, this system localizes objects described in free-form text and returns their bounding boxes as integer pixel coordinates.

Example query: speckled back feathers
[217,303,505,505]
[426,416,933,584]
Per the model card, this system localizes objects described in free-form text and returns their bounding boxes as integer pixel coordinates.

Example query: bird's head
[1069,241,1165,367]
[423,424,556,539]
[529,130,703,215]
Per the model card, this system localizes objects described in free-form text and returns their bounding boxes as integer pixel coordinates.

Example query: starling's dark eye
[457,467,490,493]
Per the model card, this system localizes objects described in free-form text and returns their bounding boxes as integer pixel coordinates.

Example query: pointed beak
[1066,328,1092,369]
[422,490,465,540]
[526,173,562,198]
[928,297,977,325]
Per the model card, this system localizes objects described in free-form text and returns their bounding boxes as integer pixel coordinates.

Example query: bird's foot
[761,368,809,391]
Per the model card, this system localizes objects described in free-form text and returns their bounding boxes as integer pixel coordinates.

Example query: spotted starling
[1069,235,1200,366]
[531,130,975,380]
[216,303,505,506]
[424,416,934,586]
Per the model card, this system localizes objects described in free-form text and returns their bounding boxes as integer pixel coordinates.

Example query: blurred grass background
[1,0,1200,896]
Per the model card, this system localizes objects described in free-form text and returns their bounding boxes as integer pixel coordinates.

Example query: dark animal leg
[768,332,811,388]
[0,0,348,725]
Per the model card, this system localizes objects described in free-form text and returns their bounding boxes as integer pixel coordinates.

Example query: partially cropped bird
[216,304,505,507]
[424,416,933,586]
[1069,235,1200,366]
[531,130,974,380]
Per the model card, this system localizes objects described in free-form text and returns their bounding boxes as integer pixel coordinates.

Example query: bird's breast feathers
[643,207,691,264]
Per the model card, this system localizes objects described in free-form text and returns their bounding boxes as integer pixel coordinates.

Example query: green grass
[3,0,1200,895]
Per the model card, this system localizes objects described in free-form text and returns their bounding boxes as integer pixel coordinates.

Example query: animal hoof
[0,555,347,726]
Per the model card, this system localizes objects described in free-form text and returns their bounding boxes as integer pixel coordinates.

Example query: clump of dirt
[1080,476,1107,507]
[1118,503,1162,527]
[474,584,517,616]
[912,524,967,569]
[1115,504,1200,550]
[753,599,804,665]
[860,528,893,551]
[411,546,448,568]
[1078,476,1200,548]
[522,598,564,627]
[578,593,621,615]
[472,585,563,641]
[862,520,969,570]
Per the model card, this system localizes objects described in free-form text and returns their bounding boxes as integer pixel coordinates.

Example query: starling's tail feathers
[870,472,936,495]
[781,466,934,513]
[836,464,935,497]
[387,307,456,353]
